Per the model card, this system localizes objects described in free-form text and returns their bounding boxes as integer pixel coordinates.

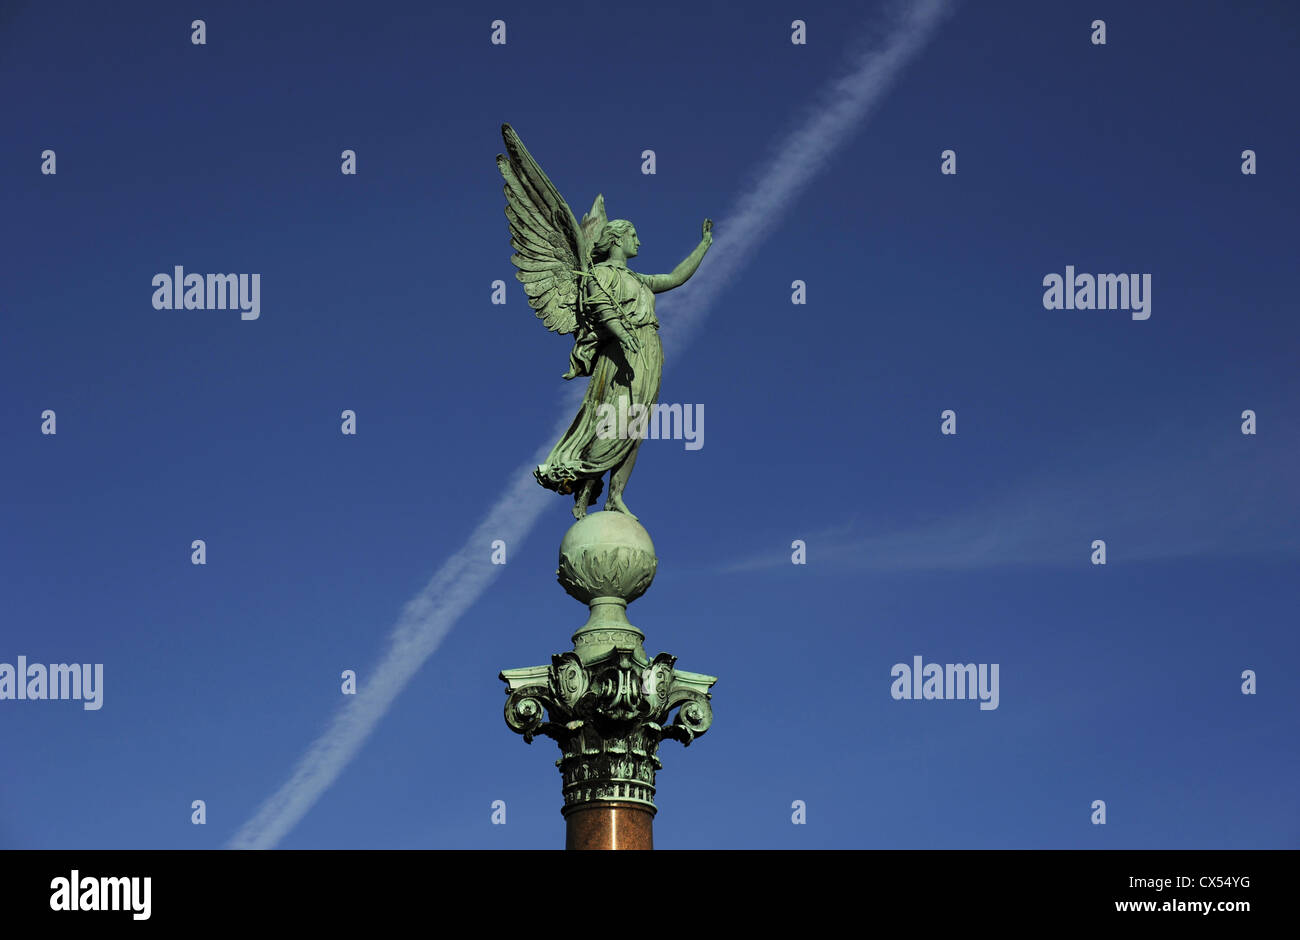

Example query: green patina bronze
[500,512,715,816]
[496,123,711,521]
[496,125,716,831]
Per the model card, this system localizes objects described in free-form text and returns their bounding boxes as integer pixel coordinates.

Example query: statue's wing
[497,124,585,335]
[579,194,607,264]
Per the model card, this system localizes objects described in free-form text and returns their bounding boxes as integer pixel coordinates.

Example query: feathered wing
[497,124,587,335]
[579,194,607,259]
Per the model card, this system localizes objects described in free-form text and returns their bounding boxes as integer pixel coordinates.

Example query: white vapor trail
[227,0,954,849]
[662,0,954,359]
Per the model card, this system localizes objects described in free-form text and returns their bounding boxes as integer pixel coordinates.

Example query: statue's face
[621,227,639,258]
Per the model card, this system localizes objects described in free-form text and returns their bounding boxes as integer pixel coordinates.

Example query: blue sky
[2,0,1297,849]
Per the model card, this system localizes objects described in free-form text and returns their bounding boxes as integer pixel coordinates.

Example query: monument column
[500,511,717,850]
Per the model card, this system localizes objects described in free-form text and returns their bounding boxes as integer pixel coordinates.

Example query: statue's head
[593,219,638,261]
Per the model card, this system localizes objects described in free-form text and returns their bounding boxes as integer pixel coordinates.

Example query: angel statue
[497,123,712,521]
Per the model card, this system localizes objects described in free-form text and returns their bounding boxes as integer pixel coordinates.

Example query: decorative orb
[557,511,657,604]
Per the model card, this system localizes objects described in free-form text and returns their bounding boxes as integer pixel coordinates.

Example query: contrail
[720,416,1300,573]
[227,0,955,849]
[662,0,955,359]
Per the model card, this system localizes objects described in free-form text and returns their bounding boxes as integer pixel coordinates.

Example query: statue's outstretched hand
[702,218,713,247]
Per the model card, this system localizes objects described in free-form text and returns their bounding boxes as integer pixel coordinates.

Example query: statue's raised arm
[641,219,713,294]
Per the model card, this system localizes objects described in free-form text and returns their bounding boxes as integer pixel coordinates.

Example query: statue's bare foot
[573,479,598,520]
[605,493,638,521]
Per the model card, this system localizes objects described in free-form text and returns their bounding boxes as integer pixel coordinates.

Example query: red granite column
[564,801,655,850]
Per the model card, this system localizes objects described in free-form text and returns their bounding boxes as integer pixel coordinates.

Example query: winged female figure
[497,123,712,521]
